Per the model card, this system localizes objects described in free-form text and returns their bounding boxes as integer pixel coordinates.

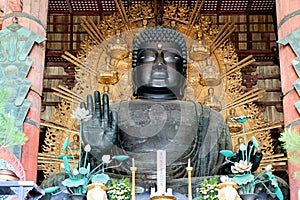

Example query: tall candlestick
[130,166,137,200]
[186,159,193,200]
[132,158,135,167]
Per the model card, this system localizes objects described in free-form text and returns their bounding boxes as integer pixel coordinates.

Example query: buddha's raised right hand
[81,90,117,159]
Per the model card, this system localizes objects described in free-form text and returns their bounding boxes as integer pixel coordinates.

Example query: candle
[132,158,135,167]
[188,158,191,167]
[157,150,166,195]
[150,187,155,197]
[167,188,172,196]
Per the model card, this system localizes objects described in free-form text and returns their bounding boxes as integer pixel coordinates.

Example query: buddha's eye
[140,55,155,62]
[162,48,182,63]
[164,52,181,63]
[138,49,156,63]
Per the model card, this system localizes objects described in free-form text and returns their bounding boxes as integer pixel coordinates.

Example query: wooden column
[0,1,22,29]
[276,0,300,199]
[2,0,48,181]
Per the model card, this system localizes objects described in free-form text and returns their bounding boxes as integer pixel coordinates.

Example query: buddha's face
[132,42,185,99]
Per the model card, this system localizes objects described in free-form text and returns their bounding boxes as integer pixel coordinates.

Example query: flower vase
[217,182,240,200]
[240,193,258,200]
[256,193,268,200]
[69,193,87,200]
[86,183,108,200]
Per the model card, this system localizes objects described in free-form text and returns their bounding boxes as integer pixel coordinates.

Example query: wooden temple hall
[1,0,300,199]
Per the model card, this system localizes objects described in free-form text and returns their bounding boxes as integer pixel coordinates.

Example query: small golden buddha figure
[69,134,81,159]
[189,31,209,61]
[142,19,148,27]
[234,137,244,153]
[199,58,221,86]
[170,20,177,28]
[107,29,129,60]
[98,56,119,85]
[183,85,196,101]
[203,87,222,112]
[103,85,109,93]
[226,108,242,133]
[102,85,116,101]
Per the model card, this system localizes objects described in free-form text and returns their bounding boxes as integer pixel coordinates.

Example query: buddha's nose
[153,54,166,70]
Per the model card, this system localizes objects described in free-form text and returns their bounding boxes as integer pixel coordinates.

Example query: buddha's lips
[150,70,168,79]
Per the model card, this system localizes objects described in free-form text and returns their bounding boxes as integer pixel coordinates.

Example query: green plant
[60,138,129,194]
[231,165,283,198]
[106,178,131,200]
[279,128,300,178]
[0,88,28,148]
[44,107,129,195]
[220,115,283,200]
[194,177,219,200]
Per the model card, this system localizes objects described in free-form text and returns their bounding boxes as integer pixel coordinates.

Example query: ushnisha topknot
[132,26,187,78]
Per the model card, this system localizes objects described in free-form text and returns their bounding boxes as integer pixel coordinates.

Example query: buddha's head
[132,26,187,100]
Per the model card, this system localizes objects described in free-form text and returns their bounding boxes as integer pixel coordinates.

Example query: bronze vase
[256,193,268,200]
[68,193,87,200]
[240,193,258,200]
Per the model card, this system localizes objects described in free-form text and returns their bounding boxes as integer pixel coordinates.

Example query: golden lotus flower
[231,160,252,173]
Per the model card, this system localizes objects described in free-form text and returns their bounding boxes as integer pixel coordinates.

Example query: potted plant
[106,178,132,200]
[0,88,28,181]
[59,138,129,199]
[220,115,284,200]
[44,107,130,200]
[230,164,283,200]
[194,176,219,200]
[279,128,300,178]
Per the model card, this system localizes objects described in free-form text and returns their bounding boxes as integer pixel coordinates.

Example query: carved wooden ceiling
[48,0,276,15]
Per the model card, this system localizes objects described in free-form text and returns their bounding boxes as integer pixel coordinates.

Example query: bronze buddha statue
[81,26,232,194]
[40,26,288,200]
